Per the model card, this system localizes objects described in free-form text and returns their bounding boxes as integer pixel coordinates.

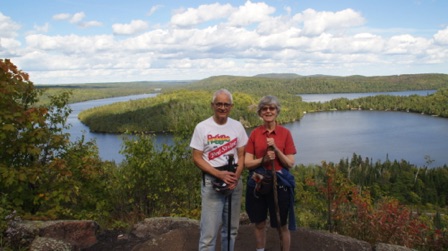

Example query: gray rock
[6,220,98,250]
[131,217,199,239]
[374,242,418,251]
[5,216,419,251]
[30,237,74,251]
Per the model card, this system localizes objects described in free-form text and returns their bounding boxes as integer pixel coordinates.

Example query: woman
[245,95,297,251]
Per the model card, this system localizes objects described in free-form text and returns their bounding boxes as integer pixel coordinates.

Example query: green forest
[1,59,448,250]
[77,75,448,134]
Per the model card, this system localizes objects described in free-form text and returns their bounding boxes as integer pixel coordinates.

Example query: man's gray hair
[212,89,233,104]
[257,95,281,115]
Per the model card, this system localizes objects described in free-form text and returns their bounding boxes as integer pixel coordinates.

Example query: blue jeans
[199,174,243,251]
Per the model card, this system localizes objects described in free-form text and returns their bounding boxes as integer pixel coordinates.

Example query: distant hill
[39,73,448,104]
[253,73,343,79]
[253,73,304,79]
[181,73,448,96]
[77,73,448,134]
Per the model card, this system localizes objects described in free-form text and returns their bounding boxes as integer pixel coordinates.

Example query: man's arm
[192,149,237,185]
[235,146,246,178]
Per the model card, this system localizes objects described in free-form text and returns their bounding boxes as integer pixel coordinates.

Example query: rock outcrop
[5,219,98,251]
[5,216,417,251]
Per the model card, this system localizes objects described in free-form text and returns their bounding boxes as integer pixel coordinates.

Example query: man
[190,89,248,251]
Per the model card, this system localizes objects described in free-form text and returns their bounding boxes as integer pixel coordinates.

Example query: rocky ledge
[4,216,416,251]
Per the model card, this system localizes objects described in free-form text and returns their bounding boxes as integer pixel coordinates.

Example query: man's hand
[219,171,238,189]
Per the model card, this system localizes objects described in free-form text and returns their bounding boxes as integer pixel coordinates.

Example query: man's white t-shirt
[190,116,248,167]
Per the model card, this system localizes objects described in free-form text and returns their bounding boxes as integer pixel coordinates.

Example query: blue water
[285,110,448,167]
[299,90,436,102]
[67,90,447,167]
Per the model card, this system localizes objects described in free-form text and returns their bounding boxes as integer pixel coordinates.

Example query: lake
[286,110,448,167]
[299,90,436,102]
[67,90,447,168]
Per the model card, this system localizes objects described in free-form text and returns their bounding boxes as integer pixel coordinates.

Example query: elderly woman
[244,95,297,251]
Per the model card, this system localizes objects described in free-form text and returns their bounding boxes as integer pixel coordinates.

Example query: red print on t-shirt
[208,138,237,160]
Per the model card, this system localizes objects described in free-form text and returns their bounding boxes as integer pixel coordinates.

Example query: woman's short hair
[257,95,281,116]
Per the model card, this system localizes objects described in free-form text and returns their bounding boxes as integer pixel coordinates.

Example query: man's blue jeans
[199,174,243,251]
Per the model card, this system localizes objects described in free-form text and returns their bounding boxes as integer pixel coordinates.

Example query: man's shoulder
[196,116,213,126]
[227,117,245,127]
[227,117,238,123]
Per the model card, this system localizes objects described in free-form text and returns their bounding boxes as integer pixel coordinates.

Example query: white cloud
[79,20,102,28]
[33,23,50,33]
[0,13,21,56]
[147,5,163,16]
[433,27,448,45]
[256,15,294,35]
[53,12,101,28]
[385,34,431,55]
[293,8,365,36]
[70,12,86,24]
[171,3,234,27]
[227,1,275,26]
[0,12,21,38]
[25,34,116,54]
[113,20,149,35]
[53,13,71,21]
[0,37,21,57]
[350,33,384,53]
[2,2,448,84]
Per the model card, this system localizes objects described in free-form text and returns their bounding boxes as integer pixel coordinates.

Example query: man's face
[212,93,233,121]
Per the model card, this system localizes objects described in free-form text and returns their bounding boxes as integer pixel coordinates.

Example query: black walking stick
[269,146,284,251]
[226,154,237,251]
[228,192,231,251]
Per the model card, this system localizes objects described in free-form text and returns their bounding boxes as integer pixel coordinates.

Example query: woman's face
[259,104,278,122]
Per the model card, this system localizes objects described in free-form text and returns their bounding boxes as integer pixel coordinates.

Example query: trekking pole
[269,146,283,251]
[228,192,232,251]
[226,154,236,251]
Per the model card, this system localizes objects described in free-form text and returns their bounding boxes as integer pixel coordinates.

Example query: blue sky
[1,0,447,84]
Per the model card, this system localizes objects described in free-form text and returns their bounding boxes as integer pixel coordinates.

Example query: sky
[1,0,448,85]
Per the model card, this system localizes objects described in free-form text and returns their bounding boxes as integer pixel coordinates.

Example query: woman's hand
[266,138,278,159]
[265,149,276,161]
[267,137,279,149]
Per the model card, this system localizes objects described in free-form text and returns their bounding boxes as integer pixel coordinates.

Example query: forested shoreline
[38,73,448,104]
[2,59,447,250]
[76,74,448,134]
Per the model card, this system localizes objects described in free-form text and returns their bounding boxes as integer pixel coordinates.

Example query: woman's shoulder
[251,125,266,133]
[276,124,291,133]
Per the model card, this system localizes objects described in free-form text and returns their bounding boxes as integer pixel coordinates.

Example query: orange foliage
[312,161,447,250]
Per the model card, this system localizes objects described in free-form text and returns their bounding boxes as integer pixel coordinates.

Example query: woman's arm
[244,152,270,170]
[272,148,295,169]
